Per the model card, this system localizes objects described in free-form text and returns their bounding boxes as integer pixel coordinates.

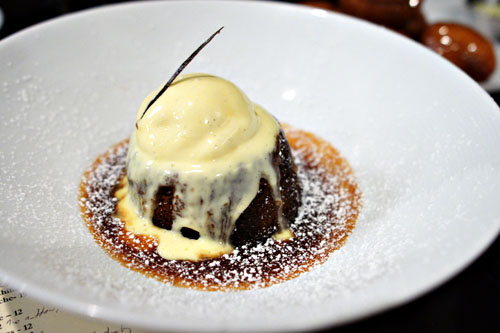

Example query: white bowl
[0,1,499,331]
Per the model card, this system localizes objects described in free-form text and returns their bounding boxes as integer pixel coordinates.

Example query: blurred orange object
[421,22,496,82]
[338,0,427,39]
[299,1,338,11]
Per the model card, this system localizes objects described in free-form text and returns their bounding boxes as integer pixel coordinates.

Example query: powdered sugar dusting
[79,128,361,290]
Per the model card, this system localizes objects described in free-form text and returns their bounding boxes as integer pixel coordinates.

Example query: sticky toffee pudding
[78,29,361,290]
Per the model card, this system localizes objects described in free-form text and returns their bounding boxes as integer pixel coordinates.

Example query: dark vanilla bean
[139,27,224,121]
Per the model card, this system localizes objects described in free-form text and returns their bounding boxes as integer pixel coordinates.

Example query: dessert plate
[1,1,499,331]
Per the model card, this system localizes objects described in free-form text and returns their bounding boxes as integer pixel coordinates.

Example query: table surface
[0,1,498,332]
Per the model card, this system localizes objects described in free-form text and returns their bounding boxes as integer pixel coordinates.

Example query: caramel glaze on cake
[79,126,361,291]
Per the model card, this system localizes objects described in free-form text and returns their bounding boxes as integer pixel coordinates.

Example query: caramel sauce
[79,127,361,291]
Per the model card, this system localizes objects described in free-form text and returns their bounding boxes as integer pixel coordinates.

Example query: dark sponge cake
[152,129,302,247]
[230,129,302,247]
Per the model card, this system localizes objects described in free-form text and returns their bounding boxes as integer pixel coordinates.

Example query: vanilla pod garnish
[139,26,224,121]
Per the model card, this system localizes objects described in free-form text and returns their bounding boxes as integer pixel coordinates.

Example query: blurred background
[0,1,498,332]
[2,0,500,92]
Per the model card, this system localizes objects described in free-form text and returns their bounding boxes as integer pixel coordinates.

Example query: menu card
[0,285,146,333]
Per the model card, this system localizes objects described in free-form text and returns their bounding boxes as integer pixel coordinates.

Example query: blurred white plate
[0,1,499,332]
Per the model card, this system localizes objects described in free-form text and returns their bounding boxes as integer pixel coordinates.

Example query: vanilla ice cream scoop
[135,73,262,164]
